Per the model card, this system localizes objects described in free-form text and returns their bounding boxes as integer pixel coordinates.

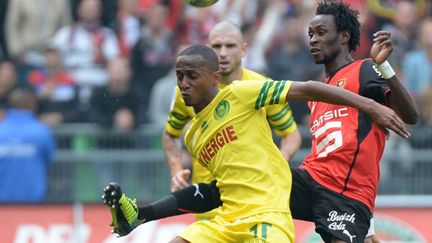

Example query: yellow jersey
[165,68,297,185]
[184,80,293,221]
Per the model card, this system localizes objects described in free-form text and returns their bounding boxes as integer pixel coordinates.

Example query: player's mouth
[181,91,191,98]
[219,61,230,69]
[310,47,321,56]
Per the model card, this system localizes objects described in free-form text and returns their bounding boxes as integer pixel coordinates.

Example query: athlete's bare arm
[162,131,190,192]
[279,130,302,161]
[371,31,419,124]
[286,81,410,138]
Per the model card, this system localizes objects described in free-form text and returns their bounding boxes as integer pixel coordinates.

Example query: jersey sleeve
[230,80,292,110]
[359,59,391,105]
[164,87,194,137]
[265,104,298,136]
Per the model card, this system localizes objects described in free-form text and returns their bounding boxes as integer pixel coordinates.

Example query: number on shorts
[249,223,272,240]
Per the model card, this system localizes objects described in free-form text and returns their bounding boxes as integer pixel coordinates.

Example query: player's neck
[193,87,220,114]
[325,53,355,75]
[221,67,242,85]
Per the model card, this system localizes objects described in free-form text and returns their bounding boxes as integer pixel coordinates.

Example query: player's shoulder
[241,67,268,81]
[359,58,383,80]
[359,58,375,68]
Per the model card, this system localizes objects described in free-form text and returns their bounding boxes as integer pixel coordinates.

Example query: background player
[103,45,410,242]
[163,21,301,196]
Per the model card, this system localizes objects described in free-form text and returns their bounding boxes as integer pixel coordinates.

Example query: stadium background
[1,0,432,242]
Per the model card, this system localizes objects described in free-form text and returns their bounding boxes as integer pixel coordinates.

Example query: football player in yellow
[103,45,409,242]
[164,21,301,205]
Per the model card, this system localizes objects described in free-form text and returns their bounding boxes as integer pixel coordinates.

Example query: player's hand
[171,169,191,192]
[370,31,393,64]
[364,234,380,243]
[368,102,410,139]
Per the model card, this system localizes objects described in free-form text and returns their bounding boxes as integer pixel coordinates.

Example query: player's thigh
[313,187,371,243]
[243,221,292,243]
[290,168,315,221]
[241,212,294,243]
[179,213,294,243]
[178,219,230,243]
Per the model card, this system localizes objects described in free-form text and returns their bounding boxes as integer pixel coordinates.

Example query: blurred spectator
[367,0,427,21]
[51,0,120,112]
[0,0,8,60]
[135,0,183,31]
[418,86,432,126]
[6,0,71,66]
[180,4,219,45]
[242,0,288,73]
[0,89,55,202]
[266,15,322,124]
[381,0,420,71]
[402,18,432,97]
[147,68,176,126]
[89,58,140,133]
[351,2,376,59]
[130,3,175,121]
[115,0,141,57]
[27,48,80,126]
[0,59,18,119]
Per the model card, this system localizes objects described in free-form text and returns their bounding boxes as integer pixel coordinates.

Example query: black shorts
[290,168,372,243]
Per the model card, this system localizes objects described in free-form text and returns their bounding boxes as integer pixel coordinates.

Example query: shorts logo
[327,210,356,231]
[214,100,230,120]
[342,229,356,243]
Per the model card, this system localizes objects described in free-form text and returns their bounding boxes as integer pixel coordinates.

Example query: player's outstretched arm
[286,81,410,139]
[371,31,419,124]
[162,131,191,192]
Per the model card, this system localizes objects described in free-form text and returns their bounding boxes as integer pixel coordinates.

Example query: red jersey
[302,59,391,211]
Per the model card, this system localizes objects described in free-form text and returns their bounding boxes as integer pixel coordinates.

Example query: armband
[375,60,395,79]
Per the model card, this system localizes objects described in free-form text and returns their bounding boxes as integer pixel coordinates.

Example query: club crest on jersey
[214,100,230,120]
[336,78,347,88]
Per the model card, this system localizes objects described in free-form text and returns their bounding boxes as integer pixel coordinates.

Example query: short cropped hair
[177,45,219,72]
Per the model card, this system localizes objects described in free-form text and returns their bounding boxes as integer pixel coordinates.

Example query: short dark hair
[316,1,361,52]
[8,88,38,112]
[177,45,219,72]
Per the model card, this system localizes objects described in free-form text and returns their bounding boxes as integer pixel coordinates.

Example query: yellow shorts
[194,207,219,221]
[178,212,294,243]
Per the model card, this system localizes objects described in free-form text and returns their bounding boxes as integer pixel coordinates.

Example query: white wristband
[375,60,395,79]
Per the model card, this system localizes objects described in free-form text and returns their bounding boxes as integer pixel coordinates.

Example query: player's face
[308,15,342,64]
[176,55,217,107]
[208,31,246,76]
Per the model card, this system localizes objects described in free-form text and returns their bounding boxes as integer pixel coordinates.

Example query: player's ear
[340,31,350,46]
[212,71,221,85]
[241,42,248,58]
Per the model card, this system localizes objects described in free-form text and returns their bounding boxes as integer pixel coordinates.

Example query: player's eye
[318,29,326,36]
[189,74,198,80]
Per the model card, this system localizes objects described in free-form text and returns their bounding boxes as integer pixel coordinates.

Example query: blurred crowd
[0,0,432,131]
